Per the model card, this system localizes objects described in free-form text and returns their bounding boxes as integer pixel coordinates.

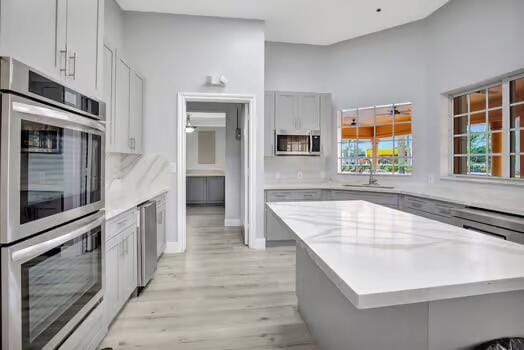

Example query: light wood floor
[100,206,317,350]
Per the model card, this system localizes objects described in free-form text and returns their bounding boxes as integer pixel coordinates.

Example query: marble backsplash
[105,153,171,212]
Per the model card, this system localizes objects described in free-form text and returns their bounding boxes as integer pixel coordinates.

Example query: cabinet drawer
[402,196,429,212]
[107,208,136,242]
[267,190,322,202]
[329,190,398,207]
[402,195,460,218]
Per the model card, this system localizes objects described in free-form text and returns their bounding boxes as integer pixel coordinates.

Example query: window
[338,103,413,175]
[451,76,523,179]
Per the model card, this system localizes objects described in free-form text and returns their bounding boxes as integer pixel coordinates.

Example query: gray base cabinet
[265,190,322,241]
[155,193,167,258]
[400,195,462,226]
[187,176,225,205]
[328,190,399,208]
[104,209,138,328]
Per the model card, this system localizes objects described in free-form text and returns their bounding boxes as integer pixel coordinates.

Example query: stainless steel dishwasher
[137,201,158,292]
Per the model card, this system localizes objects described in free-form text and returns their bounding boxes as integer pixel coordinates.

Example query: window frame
[448,73,524,182]
[337,102,413,176]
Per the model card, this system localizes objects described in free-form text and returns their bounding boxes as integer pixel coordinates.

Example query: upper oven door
[1,93,105,244]
[1,211,105,350]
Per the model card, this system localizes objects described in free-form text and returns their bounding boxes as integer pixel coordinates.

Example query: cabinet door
[115,57,131,153]
[123,228,137,299]
[187,177,206,204]
[264,92,275,156]
[130,72,144,154]
[266,208,294,241]
[275,93,299,131]
[299,94,320,130]
[0,0,61,79]
[105,241,120,325]
[206,176,225,203]
[103,45,116,151]
[66,0,100,96]
[156,203,166,258]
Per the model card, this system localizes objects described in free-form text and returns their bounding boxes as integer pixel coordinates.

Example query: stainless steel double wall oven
[0,57,106,350]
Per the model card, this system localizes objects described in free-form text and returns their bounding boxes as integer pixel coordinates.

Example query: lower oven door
[1,211,105,350]
[1,92,105,244]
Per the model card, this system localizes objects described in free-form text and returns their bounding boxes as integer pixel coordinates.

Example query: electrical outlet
[297,171,303,179]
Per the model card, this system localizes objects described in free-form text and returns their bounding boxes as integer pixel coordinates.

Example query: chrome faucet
[363,158,378,186]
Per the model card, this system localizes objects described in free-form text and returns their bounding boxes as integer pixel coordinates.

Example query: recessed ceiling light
[376,8,382,12]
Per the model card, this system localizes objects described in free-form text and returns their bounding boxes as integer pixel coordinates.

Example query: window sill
[440,175,524,187]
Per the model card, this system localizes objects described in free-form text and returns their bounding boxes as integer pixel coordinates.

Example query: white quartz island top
[267,200,524,309]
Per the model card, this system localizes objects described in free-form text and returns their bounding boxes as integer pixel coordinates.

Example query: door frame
[176,92,258,251]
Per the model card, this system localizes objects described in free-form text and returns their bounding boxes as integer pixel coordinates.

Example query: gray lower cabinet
[400,195,462,226]
[329,190,399,208]
[104,209,138,328]
[187,176,225,205]
[155,193,167,258]
[207,177,226,202]
[265,190,322,241]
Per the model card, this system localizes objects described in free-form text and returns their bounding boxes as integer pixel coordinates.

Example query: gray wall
[117,12,265,243]
[104,0,126,55]
[265,0,524,196]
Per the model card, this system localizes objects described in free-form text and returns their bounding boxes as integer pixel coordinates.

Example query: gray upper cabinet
[103,45,116,151]
[275,93,299,131]
[115,57,131,153]
[274,92,322,132]
[299,94,321,130]
[130,72,144,154]
[0,0,58,77]
[65,0,101,96]
[264,91,276,157]
[0,0,102,97]
[106,47,145,155]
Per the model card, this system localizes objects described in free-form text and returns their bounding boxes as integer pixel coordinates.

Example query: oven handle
[11,215,105,263]
[12,97,105,133]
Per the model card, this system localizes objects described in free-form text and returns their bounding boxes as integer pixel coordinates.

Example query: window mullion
[502,79,511,178]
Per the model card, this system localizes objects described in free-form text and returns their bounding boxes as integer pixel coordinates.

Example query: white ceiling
[116,0,449,45]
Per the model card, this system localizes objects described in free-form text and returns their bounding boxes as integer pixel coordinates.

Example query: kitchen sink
[342,184,395,189]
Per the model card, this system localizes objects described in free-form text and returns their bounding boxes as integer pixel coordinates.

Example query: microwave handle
[11,214,105,263]
[308,131,313,154]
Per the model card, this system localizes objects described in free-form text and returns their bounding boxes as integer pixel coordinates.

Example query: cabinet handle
[59,48,68,75]
[68,52,77,79]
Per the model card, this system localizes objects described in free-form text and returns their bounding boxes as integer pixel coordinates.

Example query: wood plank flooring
[100,206,317,350]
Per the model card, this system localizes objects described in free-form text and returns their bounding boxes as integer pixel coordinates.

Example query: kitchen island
[267,201,524,350]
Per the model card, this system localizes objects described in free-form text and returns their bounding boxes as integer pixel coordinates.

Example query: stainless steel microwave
[0,57,106,244]
[275,130,321,156]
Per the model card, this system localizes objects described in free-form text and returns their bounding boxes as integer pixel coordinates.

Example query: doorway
[176,93,257,252]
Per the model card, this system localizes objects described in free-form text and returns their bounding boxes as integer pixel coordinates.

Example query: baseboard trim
[224,218,242,227]
[165,241,184,254]
[253,238,266,250]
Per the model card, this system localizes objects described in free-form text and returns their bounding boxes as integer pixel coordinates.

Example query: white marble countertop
[267,200,524,309]
[106,187,170,220]
[264,181,524,216]
[186,169,225,177]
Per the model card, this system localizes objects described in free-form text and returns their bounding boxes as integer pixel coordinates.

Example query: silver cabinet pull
[59,48,68,75]
[68,52,77,79]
